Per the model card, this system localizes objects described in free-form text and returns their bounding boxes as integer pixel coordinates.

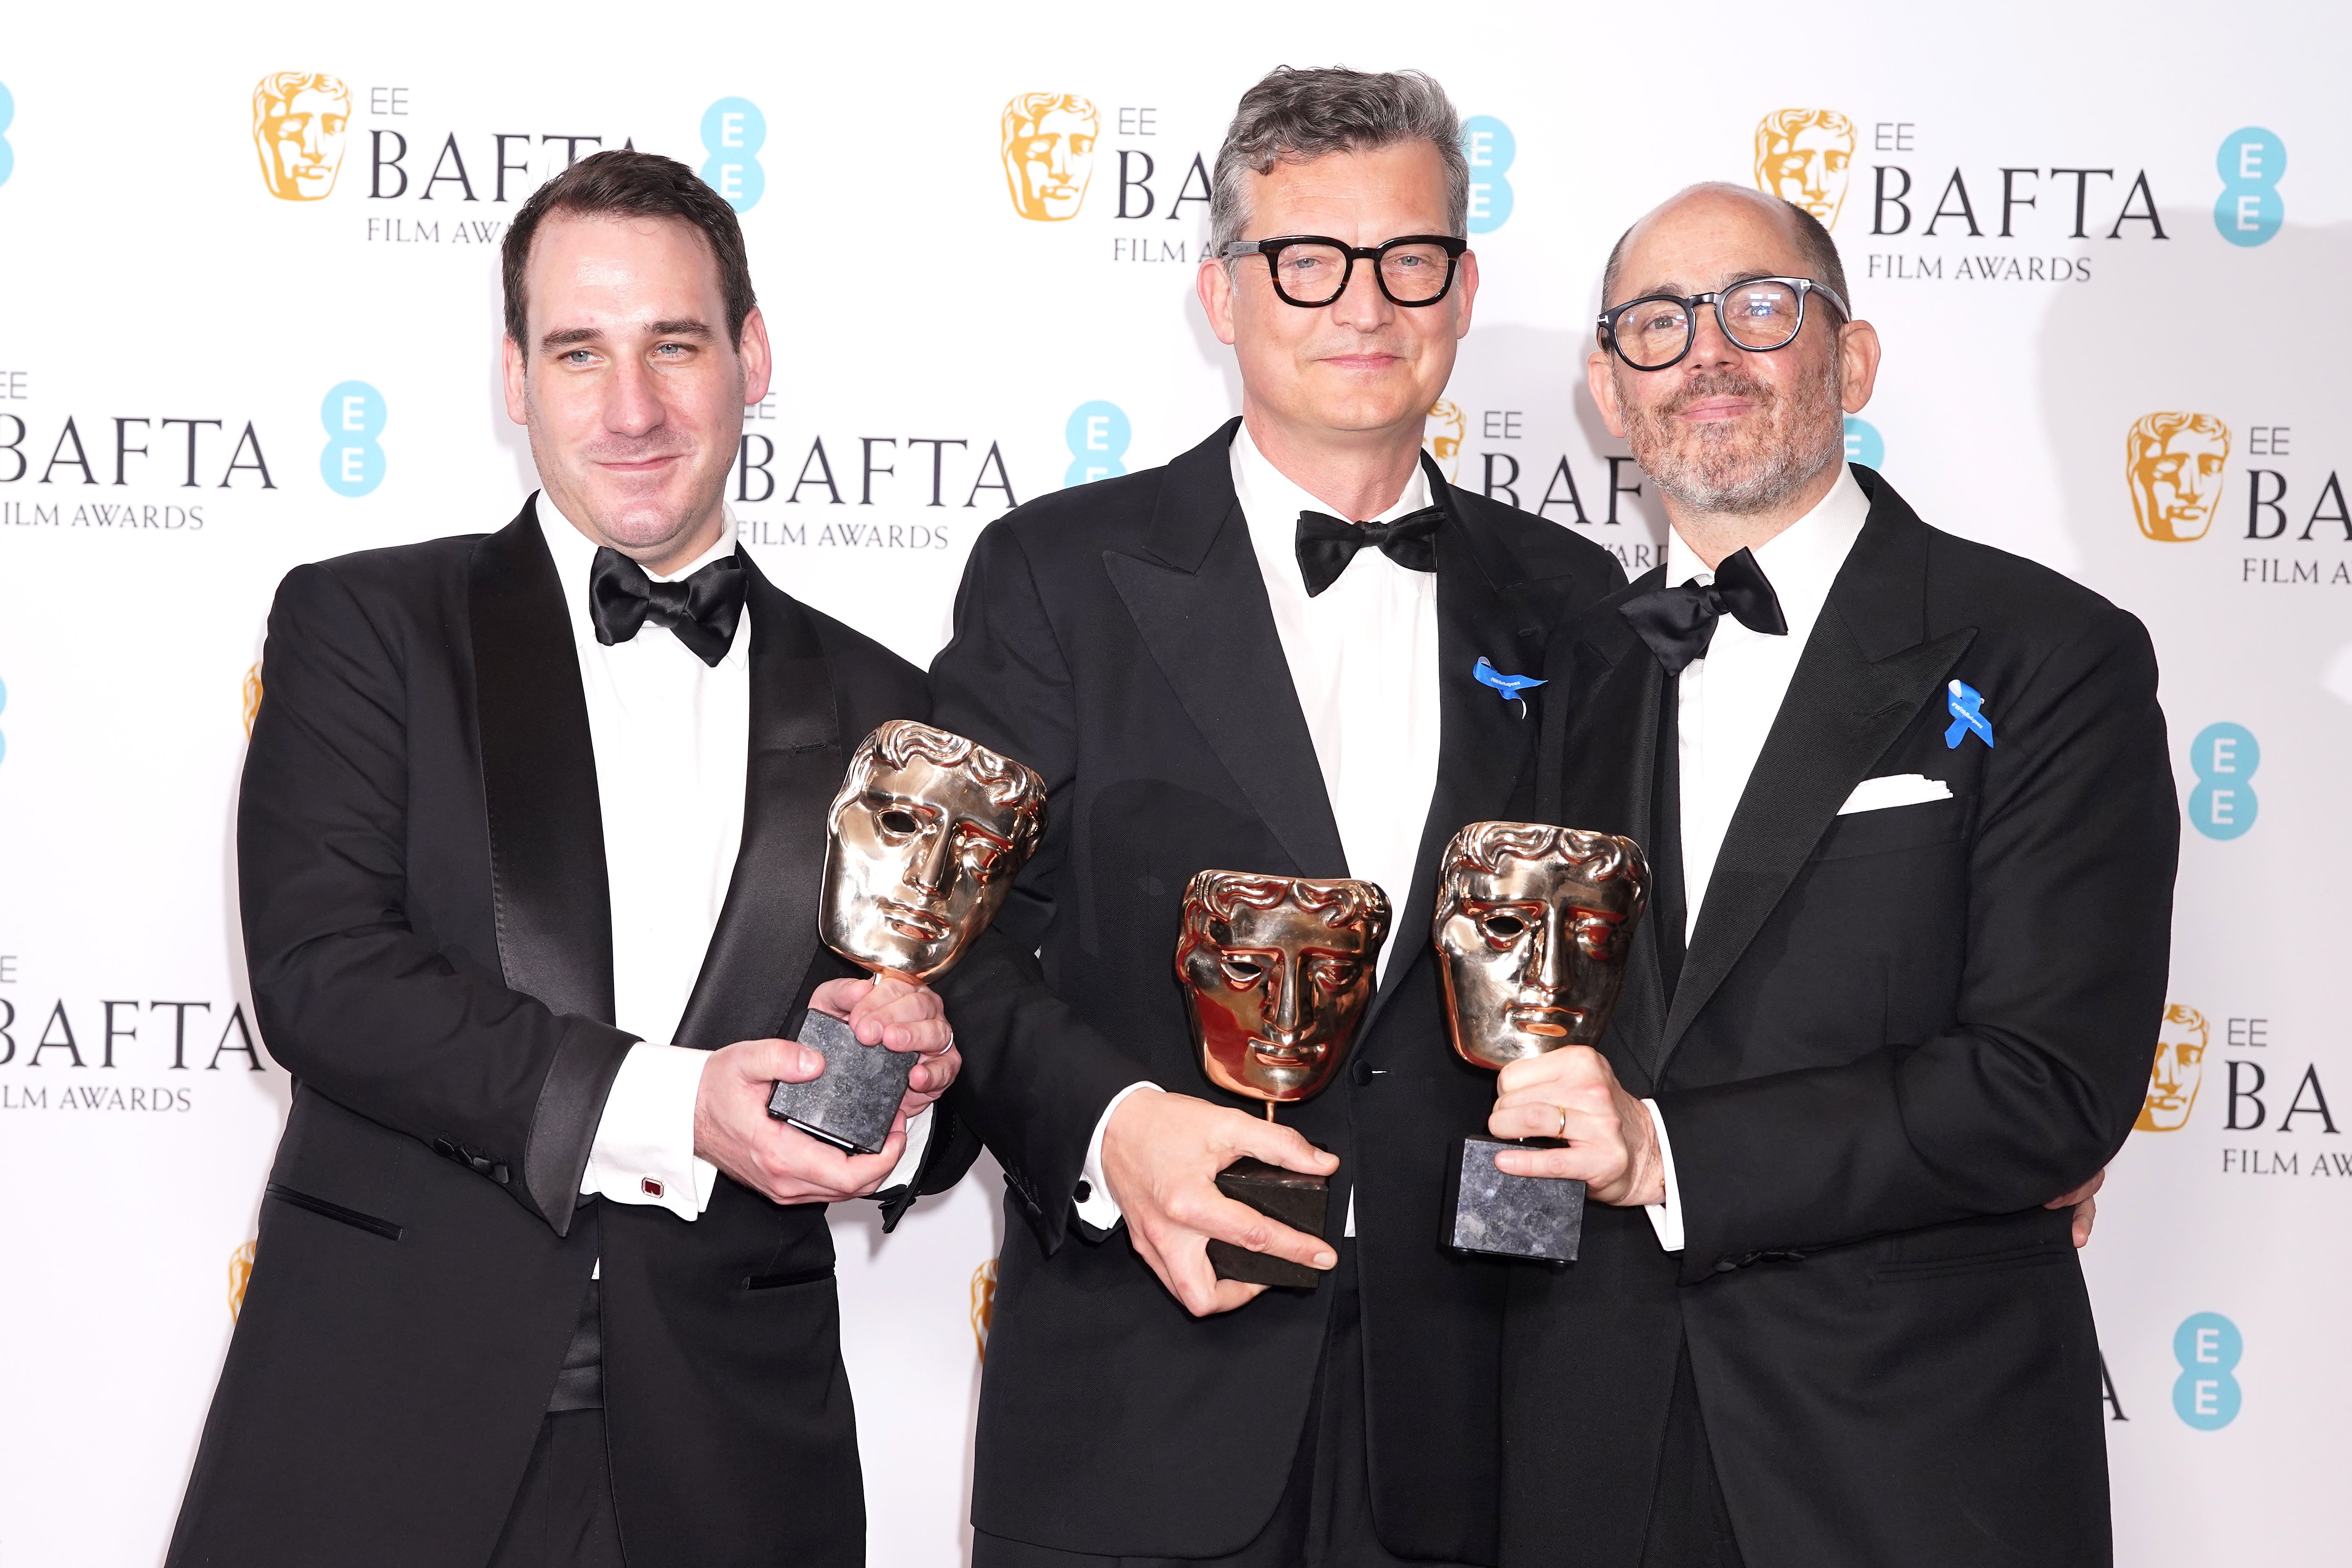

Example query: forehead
[1244,141,1451,240]
[1614,192,1812,303]
[525,213,723,327]
[1456,857,1614,906]
[1216,898,1367,951]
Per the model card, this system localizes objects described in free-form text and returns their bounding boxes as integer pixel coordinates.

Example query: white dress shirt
[1073,425,1443,1235]
[1643,465,1872,1250]
[538,496,928,1229]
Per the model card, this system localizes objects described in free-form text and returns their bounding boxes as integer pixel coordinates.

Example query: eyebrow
[538,318,715,353]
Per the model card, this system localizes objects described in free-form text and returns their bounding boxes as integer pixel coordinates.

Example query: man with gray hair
[934,65,1623,1567]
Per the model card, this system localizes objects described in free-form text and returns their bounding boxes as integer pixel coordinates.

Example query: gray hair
[1209,67,1468,256]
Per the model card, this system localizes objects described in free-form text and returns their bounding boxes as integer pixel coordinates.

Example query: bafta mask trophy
[1175,870,1390,1288]
[765,720,1047,1154]
[1432,823,1648,1262]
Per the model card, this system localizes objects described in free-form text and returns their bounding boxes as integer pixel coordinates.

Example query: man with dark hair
[1494,181,2169,1566]
[934,66,1623,1567]
[166,150,968,1568]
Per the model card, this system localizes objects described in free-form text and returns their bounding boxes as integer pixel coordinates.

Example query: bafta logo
[242,664,263,736]
[1001,93,1098,221]
[1424,399,1466,483]
[969,1259,998,1359]
[252,71,352,201]
[227,1240,256,1321]
[2127,413,2232,542]
[2136,1004,2209,1132]
[1754,108,1856,228]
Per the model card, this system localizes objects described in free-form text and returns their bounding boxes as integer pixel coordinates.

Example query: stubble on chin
[1618,358,1846,517]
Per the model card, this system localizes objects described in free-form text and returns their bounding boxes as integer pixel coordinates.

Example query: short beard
[1617,355,1846,516]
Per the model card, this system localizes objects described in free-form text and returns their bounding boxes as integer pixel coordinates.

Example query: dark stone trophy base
[764,1009,914,1156]
[1442,1137,1585,1263]
[1207,1156,1329,1289]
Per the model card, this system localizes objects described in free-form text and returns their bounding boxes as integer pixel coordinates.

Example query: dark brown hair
[500,149,756,351]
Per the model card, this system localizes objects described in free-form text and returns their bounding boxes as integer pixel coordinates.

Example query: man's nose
[903,824,954,897]
[1686,300,1742,367]
[603,355,666,437]
[1327,254,1396,330]
[1533,909,1572,995]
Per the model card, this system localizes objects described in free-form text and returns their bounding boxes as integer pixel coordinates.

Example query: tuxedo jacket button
[492,1163,512,1186]
[432,1138,458,1159]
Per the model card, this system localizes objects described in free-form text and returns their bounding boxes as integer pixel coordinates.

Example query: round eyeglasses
[1597,277,1850,371]
[1219,234,1468,308]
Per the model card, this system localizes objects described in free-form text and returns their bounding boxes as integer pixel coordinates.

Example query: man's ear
[1197,258,1239,347]
[502,334,529,427]
[1837,319,1883,414]
[737,306,775,408]
[1585,349,1629,441]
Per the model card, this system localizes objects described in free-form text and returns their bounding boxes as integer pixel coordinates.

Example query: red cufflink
[641,1178,665,1198]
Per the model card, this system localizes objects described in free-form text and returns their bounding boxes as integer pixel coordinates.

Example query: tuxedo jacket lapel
[1103,419,1348,880]
[1658,487,1977,1071]
[671,554,846,1052]
[469,505,617,1024]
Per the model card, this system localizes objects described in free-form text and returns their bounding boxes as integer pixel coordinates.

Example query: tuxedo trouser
[1637,1336,1745,1568]
[488,1280,626,1567]
[974,1240,1481,1568]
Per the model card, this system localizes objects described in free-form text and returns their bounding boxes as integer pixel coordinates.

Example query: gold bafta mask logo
[242,663,263,736]
[1753,109,1857,228]
[1176,870,1391,1105]
[970,1259,997,1359]
[227,1240,256,1321]
[2127,413,2232,543]
[2136,1004,2209,1132]
[1001,93,1099,221]
[1424,400,1467,483]
[252,72,352,201]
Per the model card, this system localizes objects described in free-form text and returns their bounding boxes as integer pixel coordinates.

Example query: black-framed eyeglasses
[1596,277,1850,371]
[1219,234,1468,308]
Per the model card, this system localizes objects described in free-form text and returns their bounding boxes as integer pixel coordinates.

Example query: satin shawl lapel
[1361,454,1549,1037]
[1102,419,1347,879]
[671,554,846,1052]
[1550,589,1674,1096]
[469,505,616,1022]
[1658,485,1975,1070]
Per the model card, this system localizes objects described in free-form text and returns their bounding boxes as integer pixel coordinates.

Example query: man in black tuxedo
[1492,183,2175,1567]
[933,68,1624,1567]
[167,152,965,1568]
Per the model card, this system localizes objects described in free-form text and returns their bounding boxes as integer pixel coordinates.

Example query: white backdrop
[1,3,2347,1564]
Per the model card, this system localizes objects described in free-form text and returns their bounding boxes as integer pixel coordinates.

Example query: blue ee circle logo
[1064,401,1130,487]
[2173,1312,2243,1429]
[701,98,766,213]
[2214,128,2284,248]
[2186,721,2258,840]
[1843,416,1884,470]
[1461,116,1514,234]
[0,81,15,188]
[319,382,387,498]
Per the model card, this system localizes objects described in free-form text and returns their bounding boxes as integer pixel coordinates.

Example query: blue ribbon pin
[1944,679,1995,750]
[1473,657,1546,715]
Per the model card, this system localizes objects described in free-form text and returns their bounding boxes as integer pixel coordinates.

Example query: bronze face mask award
[765,720,1047,1154]
[1174,870,1390,1288]
[1432,823,1648,1262]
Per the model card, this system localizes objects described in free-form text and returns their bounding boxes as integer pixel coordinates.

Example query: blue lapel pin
[1473,657,1546,717]
[1944,679,1995,750]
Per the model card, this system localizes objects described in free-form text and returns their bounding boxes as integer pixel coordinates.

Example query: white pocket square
[1837,773,1953,815]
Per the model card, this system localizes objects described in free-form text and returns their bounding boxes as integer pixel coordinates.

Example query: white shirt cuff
[1642,1097,1684,1252]
[581,1043,719,1222]
[879,1101,936,1196]
[1074,1081,1158,1232]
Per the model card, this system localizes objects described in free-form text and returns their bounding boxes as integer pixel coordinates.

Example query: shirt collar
[1664,462,1871,638]
[1229,420,1433,592]
[535,491,745,660]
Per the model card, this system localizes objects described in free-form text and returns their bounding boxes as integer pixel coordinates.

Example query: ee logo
[1064,401,1129,487]
[1843,416,1883,470]
[0,80,14,188]
[701,98,766,213]
[1462,116,1514,234]
[2186,721,2258,840]
[2214,128,2284,248]
[319,382,386,498]
[2173,1312,2242,1430]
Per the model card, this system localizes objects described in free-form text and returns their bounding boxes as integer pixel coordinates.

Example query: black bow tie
[587,546,746,667]
[1617,547,1789,676]
[1295,506,1443,597]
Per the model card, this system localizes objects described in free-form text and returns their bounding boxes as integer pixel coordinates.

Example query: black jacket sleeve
[239,562,635,1233]
[930,522,1159,1254]
[1659,609,2177,1282]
